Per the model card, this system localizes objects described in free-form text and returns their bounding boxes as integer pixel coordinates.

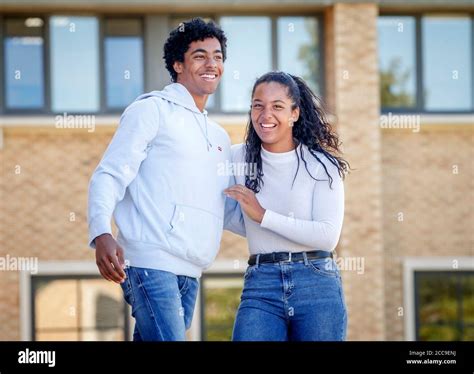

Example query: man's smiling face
[173,37,224,97]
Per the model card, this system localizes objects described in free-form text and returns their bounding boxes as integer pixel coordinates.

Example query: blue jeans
[232,256,347,341]
[120,266,199,341]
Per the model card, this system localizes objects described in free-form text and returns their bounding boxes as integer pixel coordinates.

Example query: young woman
[224,71,350,341]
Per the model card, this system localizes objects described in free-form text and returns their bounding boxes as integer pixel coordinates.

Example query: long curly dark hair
[245,71,350,193]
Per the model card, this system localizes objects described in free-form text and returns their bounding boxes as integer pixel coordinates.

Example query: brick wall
[382,127,474,340]
[325,3,386,340]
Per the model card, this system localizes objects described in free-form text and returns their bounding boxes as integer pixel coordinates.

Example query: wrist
[95,233,112,244]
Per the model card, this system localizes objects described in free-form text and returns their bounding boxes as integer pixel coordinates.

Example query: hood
[134,83,207,115]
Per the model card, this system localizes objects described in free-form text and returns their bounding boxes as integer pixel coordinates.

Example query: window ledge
[1,113,472,129]
[418,114,474,125]
[379,113,474,132]
[0,115,121,127]
[208,114,248,126]
[0,114,251,128]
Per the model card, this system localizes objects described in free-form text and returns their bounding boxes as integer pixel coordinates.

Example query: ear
[173,61,183,75]
[291,107,300,122]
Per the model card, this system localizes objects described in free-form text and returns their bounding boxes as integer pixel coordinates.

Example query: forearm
[223,196,247,237]
[260,209,342,250]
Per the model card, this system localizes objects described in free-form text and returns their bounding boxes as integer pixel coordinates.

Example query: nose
[205,57,217,68]
[260,107,274,121]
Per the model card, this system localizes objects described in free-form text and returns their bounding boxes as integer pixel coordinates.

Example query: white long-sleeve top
[224,143,344,255]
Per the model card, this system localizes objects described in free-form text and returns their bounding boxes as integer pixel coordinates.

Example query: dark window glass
[4,18,45,109]
[105,19,144,109]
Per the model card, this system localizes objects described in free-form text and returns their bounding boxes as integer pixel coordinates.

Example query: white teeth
[261,123,277,128]
[201,74,216,79]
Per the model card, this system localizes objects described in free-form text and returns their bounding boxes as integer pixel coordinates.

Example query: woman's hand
[224,184,266,224]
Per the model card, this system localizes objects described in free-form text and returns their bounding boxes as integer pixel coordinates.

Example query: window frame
[198,272,244,341]
[31,273,130,341]
[414,270,474,341]
[0,14,4,114]
[378,12,474,114]
[1,15,49,114]
[184,259,246,341]
[403,257,474,341]
[0,14,145,116]
[102,16,146,114]
[19,260,132,341]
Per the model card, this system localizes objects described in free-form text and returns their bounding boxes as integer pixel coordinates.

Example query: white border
[403,256,474,341]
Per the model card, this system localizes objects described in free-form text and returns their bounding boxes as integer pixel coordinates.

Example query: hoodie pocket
[166,204,223,267]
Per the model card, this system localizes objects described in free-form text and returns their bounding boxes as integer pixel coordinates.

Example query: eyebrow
[190,48,223,55]
[253,99,286,104]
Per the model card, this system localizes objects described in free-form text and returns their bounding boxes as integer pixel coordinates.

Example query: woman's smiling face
[251,81,299,152]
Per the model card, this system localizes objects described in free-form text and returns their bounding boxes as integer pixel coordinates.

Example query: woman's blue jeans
[232,256,347,341]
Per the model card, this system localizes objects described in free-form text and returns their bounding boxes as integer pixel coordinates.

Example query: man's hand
[95,233,126,283]
[224,184,266,223]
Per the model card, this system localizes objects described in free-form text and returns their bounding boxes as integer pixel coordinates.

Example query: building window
[1,15,144,114]
[377,16,417,109]
[104,18,144,110]
[220,17,272,112]
[169,15,322,113]
[422,16,472,111]
[4,17,45,110]
[378,14,474,113]
[50,16,100,113]
[32,275,129,341]
[277,17,321,95]
[415,271,474,341]
[200,274,243,341]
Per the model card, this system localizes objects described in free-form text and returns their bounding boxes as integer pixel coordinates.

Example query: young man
[88,18,229,341]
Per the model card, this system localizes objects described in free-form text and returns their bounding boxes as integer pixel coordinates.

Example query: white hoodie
[88,83,231,277]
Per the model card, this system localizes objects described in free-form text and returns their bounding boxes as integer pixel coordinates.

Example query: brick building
[0,0,473,341]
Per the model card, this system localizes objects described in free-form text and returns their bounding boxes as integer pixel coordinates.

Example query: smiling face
[251,81,300,153]
[173,37,224,99]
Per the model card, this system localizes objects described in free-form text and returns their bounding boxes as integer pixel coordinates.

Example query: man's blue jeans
[120,266,199,341]
[232,256,347,341]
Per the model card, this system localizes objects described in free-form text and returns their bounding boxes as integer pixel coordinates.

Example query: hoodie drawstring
[193,112,212,151]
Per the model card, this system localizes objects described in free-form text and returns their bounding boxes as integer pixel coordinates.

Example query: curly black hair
[163,18,227,83]
[245,71,351,193]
